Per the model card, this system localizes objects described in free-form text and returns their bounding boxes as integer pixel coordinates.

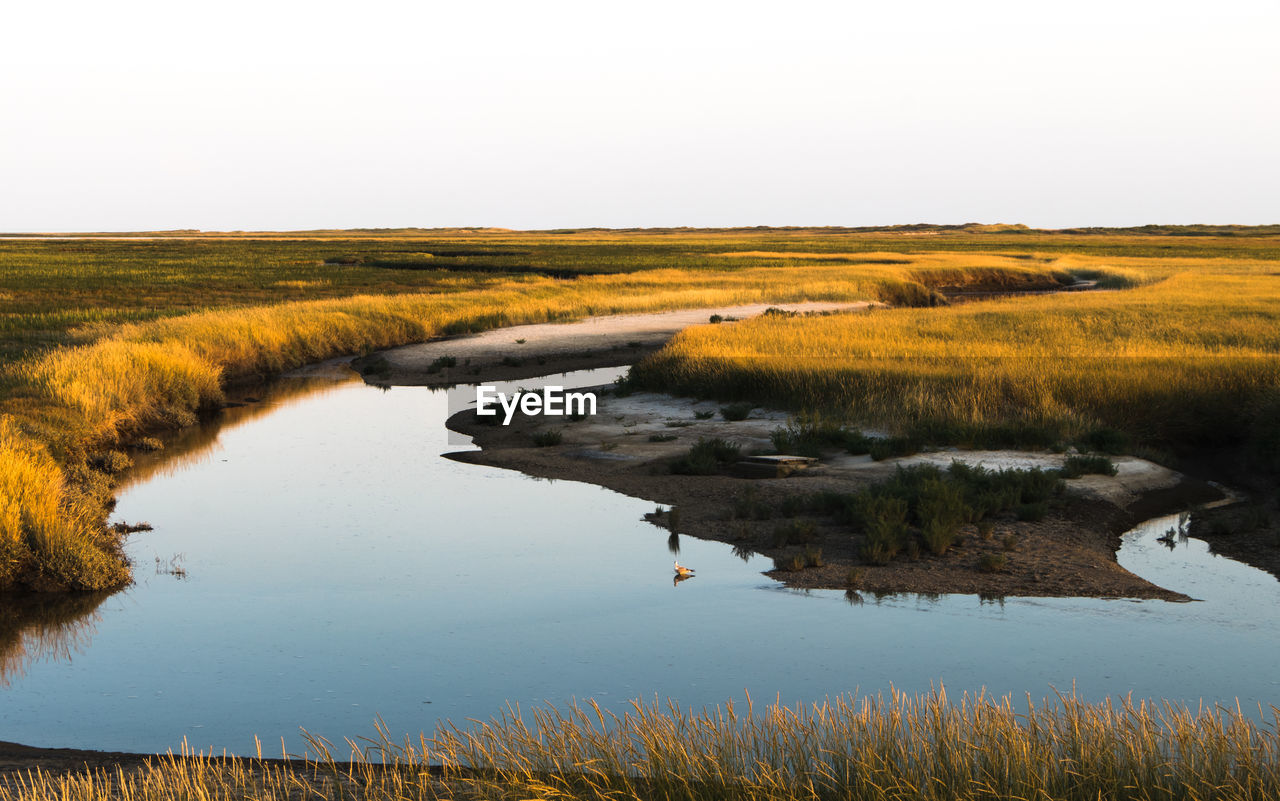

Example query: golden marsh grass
[2,690,1277,800]
[632,259,1280,449]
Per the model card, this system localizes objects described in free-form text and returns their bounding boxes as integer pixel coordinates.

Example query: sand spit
[360,301,875,386]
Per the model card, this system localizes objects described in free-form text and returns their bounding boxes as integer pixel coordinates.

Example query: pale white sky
[2,0,1277,231]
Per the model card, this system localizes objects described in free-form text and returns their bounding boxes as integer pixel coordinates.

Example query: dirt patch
[447,388,1223,601]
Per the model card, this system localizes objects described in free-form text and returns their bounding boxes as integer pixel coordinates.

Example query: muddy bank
[446,387,1223,601]
[1190,504,1280,579]
[0,741,161,779]
[358,301,875,386]
[0,740,446,791]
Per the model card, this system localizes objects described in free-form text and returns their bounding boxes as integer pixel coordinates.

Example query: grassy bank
[1,237,1090,591]
[3,690,1278,800]
[630,257,1280,463]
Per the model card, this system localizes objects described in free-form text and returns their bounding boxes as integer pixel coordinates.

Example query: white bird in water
[674,561,695,576]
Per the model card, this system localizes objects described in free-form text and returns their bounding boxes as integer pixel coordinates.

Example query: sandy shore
[358,301,875,386]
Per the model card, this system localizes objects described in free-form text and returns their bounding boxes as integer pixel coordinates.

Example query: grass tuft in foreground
[4,690,1278,800]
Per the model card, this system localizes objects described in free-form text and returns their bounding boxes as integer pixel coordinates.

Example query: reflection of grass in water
[117,374,360,489]
[0,591,108,687]
[5,690,1279,800]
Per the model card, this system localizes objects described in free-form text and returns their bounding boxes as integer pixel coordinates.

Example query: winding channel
[1,366,1276,754]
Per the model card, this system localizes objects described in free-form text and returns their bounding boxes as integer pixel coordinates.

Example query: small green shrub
[859,495,909,564]
[770,418,870,457]
[426,355,457,373]
[917,479,966,555]
[648,433,677,442]
[694,410,715,420]
[671,438,741,475]
[720,403,754,421]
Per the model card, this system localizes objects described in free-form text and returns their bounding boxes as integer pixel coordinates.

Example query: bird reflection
[673,561,695,586]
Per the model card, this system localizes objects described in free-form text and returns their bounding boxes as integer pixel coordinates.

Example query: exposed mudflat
[447,387,1223,601]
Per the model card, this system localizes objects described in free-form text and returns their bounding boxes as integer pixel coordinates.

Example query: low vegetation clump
[718,402,753,421]
[1061,453,1119,477]
[10,690,1277,801]
[806,462,1064,565]
[769,417,871,457]
[669,438,741,475]
[425,355,457,373]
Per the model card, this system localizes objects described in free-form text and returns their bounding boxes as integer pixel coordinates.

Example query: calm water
[1,368,1278,754]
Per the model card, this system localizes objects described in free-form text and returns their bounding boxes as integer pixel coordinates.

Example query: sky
[2,0,1277,231]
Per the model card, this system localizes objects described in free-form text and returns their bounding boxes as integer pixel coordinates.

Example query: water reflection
[120,367,361,490]
[0,592,110,686]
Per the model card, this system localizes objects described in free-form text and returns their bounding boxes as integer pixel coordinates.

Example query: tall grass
[0,418,127,590]
[3,690,1278,800]
[631,266,1280,451]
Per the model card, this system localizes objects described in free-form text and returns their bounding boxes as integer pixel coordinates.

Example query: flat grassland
[1,226,1278,591]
